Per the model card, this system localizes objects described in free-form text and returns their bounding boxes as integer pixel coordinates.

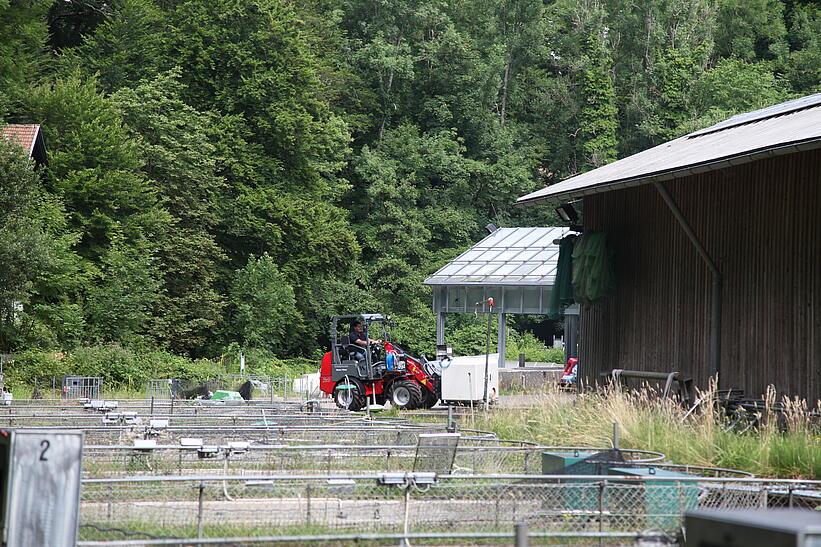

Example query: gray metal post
[612,422,620,449]
[483,302,494,410]
[514,522,529,547]
[497,312,506,369]
[654,181,722,384]
[196,481,205,539]
[436,311,445,346]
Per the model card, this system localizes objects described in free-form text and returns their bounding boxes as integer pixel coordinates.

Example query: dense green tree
[113,72,226,355]
[784,2,821,94]
[85,234,161,344]
[0,0,50,118]
[59,0,169,93]
[23,74,168,261]
[230,254,302,355]
[579,32,618,168]
[714,0,788,62]
[0,139,83,351]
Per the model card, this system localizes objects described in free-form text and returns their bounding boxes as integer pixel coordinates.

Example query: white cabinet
[441,354,499,403]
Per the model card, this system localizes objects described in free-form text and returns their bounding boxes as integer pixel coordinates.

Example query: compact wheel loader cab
[319,314,441,410]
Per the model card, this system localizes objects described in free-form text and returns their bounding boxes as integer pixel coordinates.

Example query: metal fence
[80,444,667,478]
[143,375,305,403]
[62,376,103,399]
[78,474,821,544]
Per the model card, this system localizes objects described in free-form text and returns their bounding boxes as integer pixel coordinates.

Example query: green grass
[476,384,821,479]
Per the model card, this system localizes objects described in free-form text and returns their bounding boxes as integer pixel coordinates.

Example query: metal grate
[62,376,102,400]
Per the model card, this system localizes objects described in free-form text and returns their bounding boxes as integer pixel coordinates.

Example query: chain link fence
[78,474,821,544]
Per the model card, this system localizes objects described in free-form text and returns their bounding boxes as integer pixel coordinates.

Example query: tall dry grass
[479,382,821,479]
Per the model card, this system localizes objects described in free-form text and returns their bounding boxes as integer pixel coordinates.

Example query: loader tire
[334,379,366,411]
[390,380,422,410]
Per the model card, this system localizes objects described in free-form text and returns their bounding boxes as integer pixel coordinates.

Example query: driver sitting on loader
[348,320,382,362]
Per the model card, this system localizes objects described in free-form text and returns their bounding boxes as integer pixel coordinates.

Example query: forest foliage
[0,0,818,364]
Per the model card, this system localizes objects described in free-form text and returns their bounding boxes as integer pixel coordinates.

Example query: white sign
[3,430,83,547]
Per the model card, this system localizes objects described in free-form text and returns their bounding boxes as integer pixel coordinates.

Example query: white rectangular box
[441,354,499,403]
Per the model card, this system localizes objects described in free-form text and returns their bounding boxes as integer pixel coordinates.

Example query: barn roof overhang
[517,93,821,205]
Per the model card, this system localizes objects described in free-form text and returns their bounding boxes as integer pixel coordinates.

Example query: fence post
[306,484,312,526]
[196,481,205,539]
[598,480,606,546]
[150,396,154,417]
[612,422,620,449]
[514,522,528,547]
[401,486,412,547]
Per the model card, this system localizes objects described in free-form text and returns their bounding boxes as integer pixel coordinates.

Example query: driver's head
[352,320,363,333]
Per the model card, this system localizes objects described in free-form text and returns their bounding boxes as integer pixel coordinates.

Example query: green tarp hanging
[572,232,615,304]
[548,235,577,319]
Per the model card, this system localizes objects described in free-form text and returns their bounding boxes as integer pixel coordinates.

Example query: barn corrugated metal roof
[1,124,41,157]
[424,227,569,286]
[518,93,821,204]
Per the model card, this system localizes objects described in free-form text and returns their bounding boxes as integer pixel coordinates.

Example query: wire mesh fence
[78,474,821,544]
[80,444,666,478]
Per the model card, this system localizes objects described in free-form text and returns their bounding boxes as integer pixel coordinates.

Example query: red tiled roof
[1,124,41,157]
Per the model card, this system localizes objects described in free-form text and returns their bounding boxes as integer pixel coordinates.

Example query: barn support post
[436,311,446,346]
[653,181,722,383]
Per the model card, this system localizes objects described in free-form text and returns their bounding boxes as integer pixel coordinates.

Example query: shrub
[505,330,565,363]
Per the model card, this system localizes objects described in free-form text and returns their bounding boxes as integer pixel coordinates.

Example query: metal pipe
[514,522,529,547]
[653,181,722,382]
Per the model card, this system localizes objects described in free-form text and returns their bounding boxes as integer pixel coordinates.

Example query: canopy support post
[497,313,506,370]
[653,181,722,383]
[436,312,445,346]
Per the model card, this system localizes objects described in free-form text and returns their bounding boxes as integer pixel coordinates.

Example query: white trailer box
[441,354,499,404]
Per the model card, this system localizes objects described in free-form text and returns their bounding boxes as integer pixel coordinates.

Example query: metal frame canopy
[424,227,570,368]
[425,227,568,314]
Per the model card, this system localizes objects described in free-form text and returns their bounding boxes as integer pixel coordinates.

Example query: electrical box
[684,509,821,547]
[441,354,499,403]
[0,430,83,547]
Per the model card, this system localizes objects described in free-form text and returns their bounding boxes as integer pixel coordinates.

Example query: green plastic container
[211,390,243,401]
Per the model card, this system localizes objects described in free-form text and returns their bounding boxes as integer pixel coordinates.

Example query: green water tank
[541,450,598,474]
[541,451,601,514]
[608,466,700,531]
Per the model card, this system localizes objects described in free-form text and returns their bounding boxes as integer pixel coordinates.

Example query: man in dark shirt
[349,320,381,362]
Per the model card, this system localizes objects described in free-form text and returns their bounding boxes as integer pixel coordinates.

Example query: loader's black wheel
[390,380,422,410]
[421,388,439,409]
[334,379,366,411]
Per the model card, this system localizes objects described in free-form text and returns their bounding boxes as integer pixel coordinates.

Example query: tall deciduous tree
[113,72,226,355]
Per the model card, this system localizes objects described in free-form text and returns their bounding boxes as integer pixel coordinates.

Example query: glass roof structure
[424,227,569,315]
[425,227,568,286]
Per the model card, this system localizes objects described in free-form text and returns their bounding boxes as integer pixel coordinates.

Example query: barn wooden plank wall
[580,148,821,402]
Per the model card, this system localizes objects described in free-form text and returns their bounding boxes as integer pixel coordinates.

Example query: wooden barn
[518,94,821,402]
